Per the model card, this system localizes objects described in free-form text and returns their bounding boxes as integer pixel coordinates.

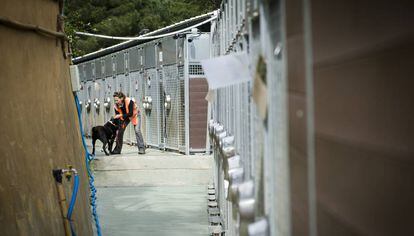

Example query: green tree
[65,0,221,57]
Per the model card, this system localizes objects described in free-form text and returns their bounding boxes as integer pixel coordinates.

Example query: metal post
[184,35,190,155]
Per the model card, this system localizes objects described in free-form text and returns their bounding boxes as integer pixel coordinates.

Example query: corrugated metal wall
[0,1,93,234]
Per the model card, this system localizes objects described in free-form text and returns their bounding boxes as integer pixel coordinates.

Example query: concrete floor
[88,141,213,236]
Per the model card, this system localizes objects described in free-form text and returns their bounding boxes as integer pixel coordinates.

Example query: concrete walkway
[89,141,213,236]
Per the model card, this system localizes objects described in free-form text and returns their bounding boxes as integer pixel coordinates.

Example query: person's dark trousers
[112,120,129,154]
[113,115,145,154]
[135,113,145,153]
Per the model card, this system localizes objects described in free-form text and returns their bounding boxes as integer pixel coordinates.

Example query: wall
[210,0,414,235]
[0,1,93,235]
[189,78,208,150]
[310,0,414,235]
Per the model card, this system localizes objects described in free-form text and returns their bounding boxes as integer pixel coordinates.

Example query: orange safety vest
[114,97,138,126]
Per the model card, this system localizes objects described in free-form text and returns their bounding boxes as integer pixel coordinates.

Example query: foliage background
[65,0,220,57]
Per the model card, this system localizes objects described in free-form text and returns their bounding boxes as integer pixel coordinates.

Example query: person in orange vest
[112,91,145,154]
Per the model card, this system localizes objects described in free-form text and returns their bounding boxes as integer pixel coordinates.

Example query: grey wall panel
[125,52,129,75]
[104,56,112,77]
[129,47,140,72]
[116,51,125,75]
[85,62,93,81]
[144,45,156,68]
[162,37,177,65]
[156,40,163,68]
[112,55,117,76]
[95,59,103,79]
[138,48,144,70]
[79,63,86,82]
[91,61,96,80]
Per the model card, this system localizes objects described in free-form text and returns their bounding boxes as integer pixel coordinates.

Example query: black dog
[92,118,120,156]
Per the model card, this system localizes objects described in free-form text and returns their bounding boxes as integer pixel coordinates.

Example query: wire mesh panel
[117,74,131,142]
[103,77,115,122]
[115,74,123,93]
[78,81,87,137]
[177,65,186,151]
[127,73,137,145]
[93,79,105,126]
[177,38,185,66]
[82,83,88,136]
[138,72,147,145]
[128,71,144,145]
[188,63,204,76]
[124,75,131,97]
[124,74,133,143]
[144,68,160,147]
[84,81,94,137]
[157,69,165,147]
[163,64,180,150]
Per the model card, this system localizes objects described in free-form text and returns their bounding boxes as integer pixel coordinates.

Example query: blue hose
[67,174,79,236]
[74,94,102,236]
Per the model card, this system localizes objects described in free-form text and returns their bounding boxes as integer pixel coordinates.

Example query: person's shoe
[138,148,145,154]
[111,150,121,155]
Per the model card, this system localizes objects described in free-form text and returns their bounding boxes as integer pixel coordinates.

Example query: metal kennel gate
[207,1,289,235]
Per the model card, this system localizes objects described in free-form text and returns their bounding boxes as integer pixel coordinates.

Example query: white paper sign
[201,52,251,89]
